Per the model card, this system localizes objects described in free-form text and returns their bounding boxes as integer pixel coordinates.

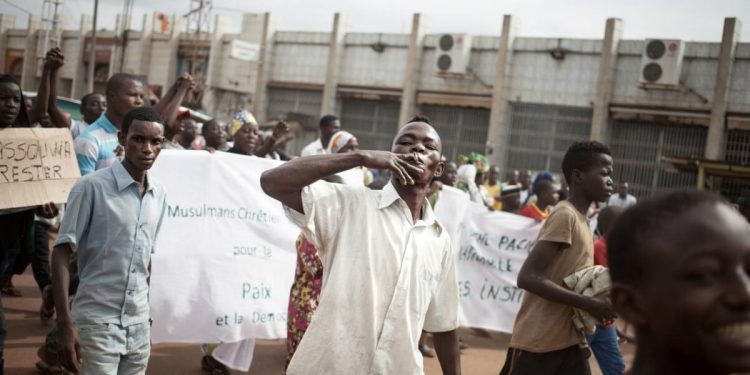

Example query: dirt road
[4,270,632,374]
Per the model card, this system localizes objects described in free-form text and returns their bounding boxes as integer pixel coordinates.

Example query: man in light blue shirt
[75,73,146,176]
[52,107,167,374]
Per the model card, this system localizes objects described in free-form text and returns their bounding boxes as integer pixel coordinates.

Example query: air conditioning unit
[435,34,471,75]
[639,39,684,86]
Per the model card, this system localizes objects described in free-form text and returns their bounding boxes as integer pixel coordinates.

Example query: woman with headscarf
[228,110,290,159]
[325,130,373,186]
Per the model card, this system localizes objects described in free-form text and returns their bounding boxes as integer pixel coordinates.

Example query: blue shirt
[55,160,167,327]
[74,114,120,176]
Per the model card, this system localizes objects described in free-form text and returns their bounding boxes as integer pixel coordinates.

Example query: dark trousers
[0,295,4,375]
[7,221,52,291]
[500,346,591,375]
[31,221,53,290]
[0,209,34,374]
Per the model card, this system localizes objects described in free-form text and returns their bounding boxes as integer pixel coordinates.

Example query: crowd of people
[0,47,749,375]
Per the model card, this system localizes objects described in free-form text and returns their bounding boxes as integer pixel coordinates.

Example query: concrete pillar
[486,15,519,173]
[72,15,92,98]
[590,18,623,143]
[398,13,425,127]
[21,15,41,91]
[0,15,17,71]
[138,14,154,79]
[204,14,226,90]
[705,17,742,160]
[0,14,16,33]
[319,13,344,117]
[252,12,274,123]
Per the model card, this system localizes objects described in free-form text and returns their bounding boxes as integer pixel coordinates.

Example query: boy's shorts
[499,345,591,375]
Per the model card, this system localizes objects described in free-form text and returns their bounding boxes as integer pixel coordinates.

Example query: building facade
[1,12,747,199]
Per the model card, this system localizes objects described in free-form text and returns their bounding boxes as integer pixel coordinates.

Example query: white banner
[149,151,298,343]
[148,156,541,344]
[435,186,542,333]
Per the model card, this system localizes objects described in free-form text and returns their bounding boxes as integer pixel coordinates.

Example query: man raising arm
[262,116,460,375]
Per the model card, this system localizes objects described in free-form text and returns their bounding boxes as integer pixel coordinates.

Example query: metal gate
[720,129,750,201]
[419,105,490,162]
[266,88,323,155]
[610,121,707,198]
[266,88,322,122]
[507,103,593,174]
[725,129,750,165]
[339,98,400,151]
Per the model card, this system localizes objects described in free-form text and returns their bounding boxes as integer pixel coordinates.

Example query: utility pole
[117,0,135,73]
[191,0,203,76]
[186,0,211,76]
[87,0,98,93]
[40,0,63,65]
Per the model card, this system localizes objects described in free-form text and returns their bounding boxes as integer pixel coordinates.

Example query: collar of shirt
[377,181,440,229]
[94,113,118,134]
[112,160,155,195]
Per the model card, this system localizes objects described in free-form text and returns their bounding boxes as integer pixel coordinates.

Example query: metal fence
[266,88,323,155]
[610,121,707,198]
[725,129,750,165]
[720,129,750,202]
[266,88,323,122]
[506,103,593,174]
[419,104,490,162]
[339,98,401,151]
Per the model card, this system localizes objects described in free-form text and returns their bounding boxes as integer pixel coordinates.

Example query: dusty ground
[5,270,634,374]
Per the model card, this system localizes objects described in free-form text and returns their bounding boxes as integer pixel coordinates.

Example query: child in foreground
[608,190,750,375]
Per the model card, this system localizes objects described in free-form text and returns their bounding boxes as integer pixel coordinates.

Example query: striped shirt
[74,114,120,176]
[70,119,90,139]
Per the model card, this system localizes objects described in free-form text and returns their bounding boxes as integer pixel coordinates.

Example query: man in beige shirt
[501,141,618,375]
[261,116,460,375]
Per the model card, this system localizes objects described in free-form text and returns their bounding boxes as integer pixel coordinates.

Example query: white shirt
[608,193,637,208]
[70,119,89,139]
[300,138,327,157]
[284,181,459,375]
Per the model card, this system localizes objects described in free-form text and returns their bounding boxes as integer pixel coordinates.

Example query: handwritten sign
[435,186,542,333]
[0,128,80,210]
[148,151,298,344]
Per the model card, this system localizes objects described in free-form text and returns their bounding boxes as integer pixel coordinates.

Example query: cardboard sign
[0,128,80,209]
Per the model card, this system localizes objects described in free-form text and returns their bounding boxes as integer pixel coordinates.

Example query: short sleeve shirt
[70,119,89,139]
[509,200,594,352]
[608,194,637,208]
[74,114,120,175]
[300,139,327,157]
[284,181,459,374]
[55,160,167,327]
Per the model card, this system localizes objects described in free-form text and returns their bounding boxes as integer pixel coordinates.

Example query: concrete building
[1,12,747,199]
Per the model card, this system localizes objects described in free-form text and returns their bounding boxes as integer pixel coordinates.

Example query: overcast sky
[3,0,749,42]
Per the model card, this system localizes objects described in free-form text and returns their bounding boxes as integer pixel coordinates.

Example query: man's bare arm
[153,73,191,132]
[517,240,615,322]
[254,121,289,158]
[432,329,461,375]
[47,48,70,128]
[51,243,83,373]
[260,151,423,213]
